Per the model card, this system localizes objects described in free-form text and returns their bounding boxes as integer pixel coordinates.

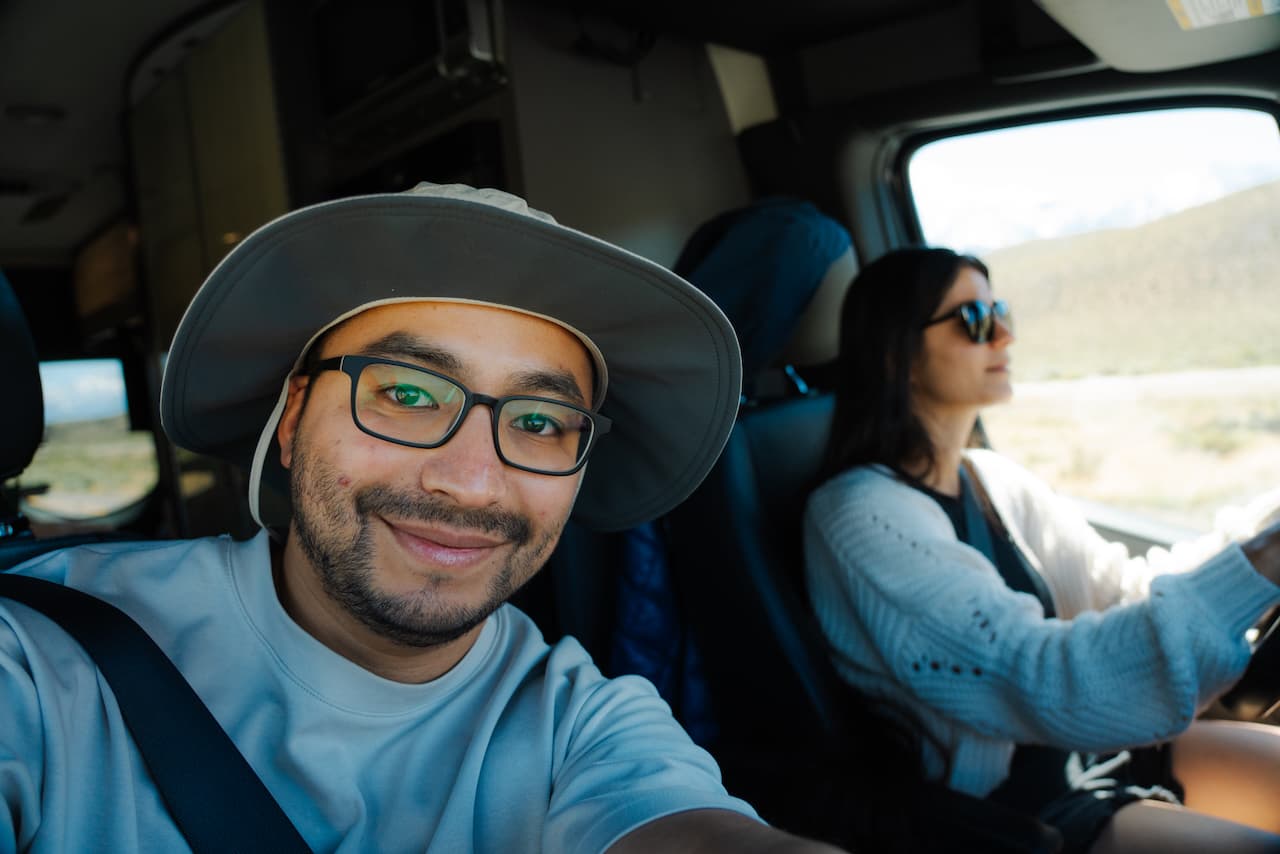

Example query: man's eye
[386,384,436,408]
[513,413,561,435]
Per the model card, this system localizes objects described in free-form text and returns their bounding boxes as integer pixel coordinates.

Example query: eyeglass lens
[353,361,595,474]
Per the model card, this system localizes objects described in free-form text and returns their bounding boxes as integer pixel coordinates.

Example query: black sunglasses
[922,299,1011,344]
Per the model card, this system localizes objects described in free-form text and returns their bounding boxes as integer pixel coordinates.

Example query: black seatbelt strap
[957,465,1056,618]
[0,573,312,854]
[957,465,997,563]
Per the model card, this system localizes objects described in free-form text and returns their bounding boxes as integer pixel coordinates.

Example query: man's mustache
[354,485,532,546]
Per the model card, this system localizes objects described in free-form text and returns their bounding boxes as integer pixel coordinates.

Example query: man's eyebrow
[357,332,463,373]
[356,331,588,405]
[509,370,587,407]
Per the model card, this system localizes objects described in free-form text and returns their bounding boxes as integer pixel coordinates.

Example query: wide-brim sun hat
[160,183,742,532]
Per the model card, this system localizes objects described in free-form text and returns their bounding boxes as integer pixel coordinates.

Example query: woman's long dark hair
[821,247,989,485]
[809,248,990,849]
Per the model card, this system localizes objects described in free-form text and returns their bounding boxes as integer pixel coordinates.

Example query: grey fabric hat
[159,183,742,532]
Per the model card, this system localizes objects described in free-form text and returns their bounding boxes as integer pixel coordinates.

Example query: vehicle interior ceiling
[2,0,1279,762]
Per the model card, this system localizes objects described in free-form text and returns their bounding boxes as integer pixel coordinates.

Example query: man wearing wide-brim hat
[1,183,845,852]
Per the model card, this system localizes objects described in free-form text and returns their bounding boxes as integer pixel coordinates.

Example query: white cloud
[910,107,1280,254]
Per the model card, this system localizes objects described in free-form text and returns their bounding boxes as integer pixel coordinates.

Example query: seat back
[663,393,858,836]
[666,393,840,746]
[521,198,853,687]
[1,268,45,553]
[0,269,45,485]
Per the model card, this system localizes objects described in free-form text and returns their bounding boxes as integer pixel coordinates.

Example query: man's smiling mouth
[381,517,509,571]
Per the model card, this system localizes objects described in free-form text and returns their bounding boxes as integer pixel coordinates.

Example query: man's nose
[417,405,505,507]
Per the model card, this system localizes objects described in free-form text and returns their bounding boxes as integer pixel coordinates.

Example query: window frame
[886,96,1280,546]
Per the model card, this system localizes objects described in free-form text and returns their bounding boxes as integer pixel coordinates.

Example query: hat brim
[160,194,742,532]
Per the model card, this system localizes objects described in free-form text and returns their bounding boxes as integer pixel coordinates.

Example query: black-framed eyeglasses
[922,299,1012,344]
[310,355,611,476]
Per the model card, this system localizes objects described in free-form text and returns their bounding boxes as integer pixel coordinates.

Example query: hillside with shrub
[986,178,1280,380]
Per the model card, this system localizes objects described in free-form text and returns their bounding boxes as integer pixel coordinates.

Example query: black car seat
[518,197,851,689]
[601,197,858,747]
[1,270,45,492]
[2,268,50,561]
[524,198,855,717]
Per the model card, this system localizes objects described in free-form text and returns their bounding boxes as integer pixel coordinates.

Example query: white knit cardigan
[803,449,1280,797]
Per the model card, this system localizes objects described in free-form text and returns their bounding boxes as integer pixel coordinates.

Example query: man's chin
[354,592,499,649]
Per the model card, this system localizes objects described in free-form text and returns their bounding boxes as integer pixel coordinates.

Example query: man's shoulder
[491,604,663,711]
[492,603,599,682]
[6,533,252,593]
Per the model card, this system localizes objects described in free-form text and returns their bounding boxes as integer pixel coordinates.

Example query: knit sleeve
[804,468,1280,752]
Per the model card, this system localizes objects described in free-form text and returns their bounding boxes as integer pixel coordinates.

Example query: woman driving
[804,246,1280,853]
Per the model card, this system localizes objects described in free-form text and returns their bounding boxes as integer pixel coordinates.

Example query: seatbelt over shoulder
[957,465,997,563]
[957,464,1057,618]
[0,573,312,854]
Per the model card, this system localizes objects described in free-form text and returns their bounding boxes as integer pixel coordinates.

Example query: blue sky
[910,107,1280,255]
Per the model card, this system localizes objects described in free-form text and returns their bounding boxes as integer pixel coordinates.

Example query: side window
[19,358,159,535]
[908,107,1280,537]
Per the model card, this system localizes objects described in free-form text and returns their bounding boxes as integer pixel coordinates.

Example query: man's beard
[288,437,560,648]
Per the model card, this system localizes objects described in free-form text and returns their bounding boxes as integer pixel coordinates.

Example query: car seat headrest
[676,198,853,381]
[0,270,45,481]
[775,245,858,368]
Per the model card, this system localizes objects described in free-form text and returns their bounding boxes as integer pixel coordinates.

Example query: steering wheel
[1219,607,1280,721]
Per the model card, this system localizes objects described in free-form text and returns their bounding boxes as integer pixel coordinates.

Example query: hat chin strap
[248,377,292,531]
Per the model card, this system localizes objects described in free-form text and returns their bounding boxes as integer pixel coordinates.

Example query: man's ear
[277,374,312,470]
